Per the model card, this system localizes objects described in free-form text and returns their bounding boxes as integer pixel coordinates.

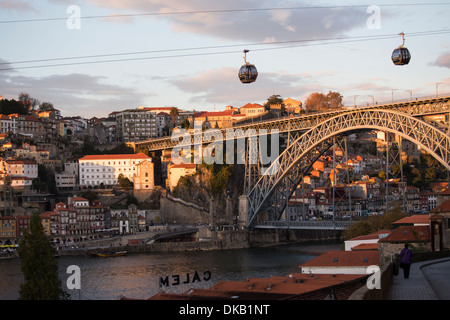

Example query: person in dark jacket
[399,243,413,279]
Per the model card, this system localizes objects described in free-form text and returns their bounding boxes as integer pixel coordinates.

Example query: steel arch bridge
[244,108,450,228]
[131,95,450,152]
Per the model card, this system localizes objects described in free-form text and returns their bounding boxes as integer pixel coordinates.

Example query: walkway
[389,257,450,300]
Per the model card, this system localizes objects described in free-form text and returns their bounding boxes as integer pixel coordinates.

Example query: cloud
[431,52,450,69]
[0,0,36,12]
[0,66,148,117]
[81,0,369,42]
[169,66,324,108]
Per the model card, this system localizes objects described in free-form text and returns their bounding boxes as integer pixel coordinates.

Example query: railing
[253,220,355,230]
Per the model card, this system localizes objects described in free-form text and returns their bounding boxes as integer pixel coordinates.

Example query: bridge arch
[246,108,450,227]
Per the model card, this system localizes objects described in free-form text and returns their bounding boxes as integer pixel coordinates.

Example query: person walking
[399,243,413,279]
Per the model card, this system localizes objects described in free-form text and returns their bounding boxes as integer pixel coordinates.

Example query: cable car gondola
[238,49,258,83]
[391,32,411,66]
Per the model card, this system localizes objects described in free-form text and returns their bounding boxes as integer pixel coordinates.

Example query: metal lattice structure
[246,109,450,228]
[132,95,450,152]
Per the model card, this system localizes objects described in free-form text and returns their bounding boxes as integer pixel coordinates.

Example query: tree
[117,173,133,189]
[180,118,190,130]
[18,212,69,300]
[304,91,343,113]
[264,94,285,114]
[0,98,28,115]
[18,92,40,112]
[170,107,179,128]
[38,102,55,112]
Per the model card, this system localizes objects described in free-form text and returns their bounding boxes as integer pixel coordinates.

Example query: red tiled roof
[79,153,150,161]
[430,199,450,214]
[170,163,196,169]
[240,103,264,109]
[299,250,379,268]
[379,225,430,243]
[146,273,368,300]
[348,230,391,241]
[440,188,450,196]
[351,243,379,251]
[393,215,430,225]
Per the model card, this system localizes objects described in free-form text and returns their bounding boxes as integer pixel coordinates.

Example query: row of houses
[0,200,153,245]
[101,98,302,143]
[285,181,437,220]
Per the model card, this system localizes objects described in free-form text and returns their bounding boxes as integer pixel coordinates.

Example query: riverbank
[55,227,343,256]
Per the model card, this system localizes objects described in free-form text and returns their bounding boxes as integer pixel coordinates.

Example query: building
[0,216,16,239]
[55,171,77,191]
[78,153,152,188]
[13,143,50,163]
[378,225,431,266]
[167,163,196,191]
[429,199,450,251]
[3,159,38,179]
[115,108,157,142]
[193,110,236,129]
[133,159,155,190]
[299,250,380,275]
[344,230,391,251]
[240,103,265,117]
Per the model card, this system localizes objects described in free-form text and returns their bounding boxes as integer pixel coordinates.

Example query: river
[0,241,341,300]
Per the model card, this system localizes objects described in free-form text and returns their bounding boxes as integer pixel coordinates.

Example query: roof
[430,199,450,214]
[170,163,196,169]
[299,250,379,268]
[379,225,430,243]
[440,188,450,196]
[146,273,368,300]
[79,153,150,161]
[347,230,391,241]
[393,215,430,225]
[194,110,234,117]
[351,243,379,251]
[240,103,264,109]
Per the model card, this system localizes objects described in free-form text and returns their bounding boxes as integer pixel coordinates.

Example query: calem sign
[159,270,212,288]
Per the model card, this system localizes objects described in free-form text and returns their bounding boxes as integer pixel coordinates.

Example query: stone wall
[160,196,210,225]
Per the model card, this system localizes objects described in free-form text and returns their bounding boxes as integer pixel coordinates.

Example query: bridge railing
[252,220,354,230]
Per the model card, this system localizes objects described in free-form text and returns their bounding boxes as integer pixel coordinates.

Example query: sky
[0,0,449,118]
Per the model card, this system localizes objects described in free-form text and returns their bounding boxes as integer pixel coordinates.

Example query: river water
[0,241,341,300]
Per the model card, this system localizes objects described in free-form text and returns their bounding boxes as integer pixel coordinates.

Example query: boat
[87,251,127,258]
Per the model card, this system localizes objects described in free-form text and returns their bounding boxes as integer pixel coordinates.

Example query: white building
[4,160,38,179]
[344,230,391,251]
[299,250,380,275]
[55,171,77,190]
[78,153,152,188]
[167,163,196,191]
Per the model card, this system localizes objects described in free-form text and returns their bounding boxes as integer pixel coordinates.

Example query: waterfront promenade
[389,257,450,300]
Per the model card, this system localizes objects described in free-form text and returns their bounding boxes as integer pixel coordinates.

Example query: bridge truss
[245,108,450,228]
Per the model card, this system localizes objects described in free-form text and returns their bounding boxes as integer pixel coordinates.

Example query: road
[421,258,450,300]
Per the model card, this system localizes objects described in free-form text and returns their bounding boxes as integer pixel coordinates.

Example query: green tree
[342,205,406,240]
[18,212,69,300]
[180,118,190,130]
[170,107,179,128]
[117,173,133,189]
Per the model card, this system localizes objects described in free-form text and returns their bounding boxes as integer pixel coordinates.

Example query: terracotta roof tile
[299,250,379,268]
[393,215,430,225]
[79,153,150,161]
[379,225,430,243]
[430,199,450,214]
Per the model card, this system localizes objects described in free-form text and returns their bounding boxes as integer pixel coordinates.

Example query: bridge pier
[238,195,248,229]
